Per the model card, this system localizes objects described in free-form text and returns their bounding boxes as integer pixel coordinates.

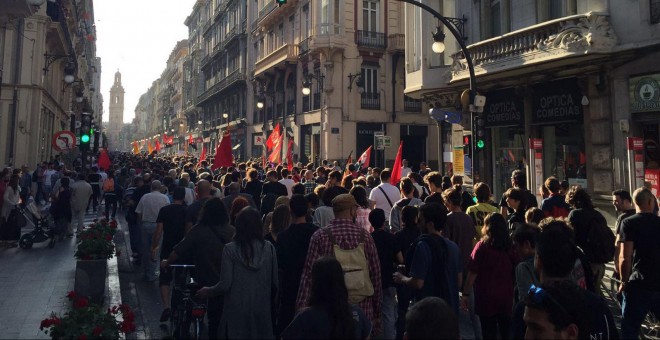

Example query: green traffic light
[276,0,286,4]
[81,134,90,143]
[477,140,485,149]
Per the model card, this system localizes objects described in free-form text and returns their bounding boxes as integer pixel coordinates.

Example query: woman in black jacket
[504,188,527,232]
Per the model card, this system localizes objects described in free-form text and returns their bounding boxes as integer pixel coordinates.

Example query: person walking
[135,180,170,281]
[51,177,73,239]
[162,197,234,339]
[86,166,102,213]
[389,178,423,234]
[197,207,278,339]
[1,174,21,247]
[102,171,119,221]
[70,173,92,234]
[368,170,400,225]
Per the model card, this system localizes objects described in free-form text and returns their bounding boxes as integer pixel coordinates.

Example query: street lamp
[302,72,325,163]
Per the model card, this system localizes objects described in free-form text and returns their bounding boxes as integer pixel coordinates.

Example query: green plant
[40,291,136,339]
[74,219,119,260]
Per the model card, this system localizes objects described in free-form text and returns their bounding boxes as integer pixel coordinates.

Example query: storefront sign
[253,135,264,146]
[529,138,543,150]
[627,137,643,151]
[532,79,583,123]
[484,89,524,127]
[629,74,660,113]
[645,169,660,196]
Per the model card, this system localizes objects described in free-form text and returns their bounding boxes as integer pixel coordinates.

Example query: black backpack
[405,234,450,302]
[583,211,616,264]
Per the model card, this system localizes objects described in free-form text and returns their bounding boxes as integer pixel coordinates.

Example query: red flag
[268,133,284,164]
[357,146,372,170]
[286,138,294,171]
[155,139,161,153]
[262,144,267,169]
[390,141,404,185]
[147,141,153,154]
[265,123,281,150]
[343,150,353,177]
[188,134,194,145]
[198,145,207,165]
[212,132,233,170]
[98,148,112,171]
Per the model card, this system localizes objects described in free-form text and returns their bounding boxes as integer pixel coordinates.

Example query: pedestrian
[150,187,188,323]
[197,207,278,339]
[503,187,527,231]
[618,188,660,339]
[370,208,403,339]
[525,207,544,226]
[1,174,21,247]
[221,182,256,211]
[511,223,540,303]
[282,257,372,339]
[523,282,590,339]
[403,297,459,340]
[612,189,635,276]
[368,170,400,225]
[297,194,383,335]
[243,168,263,209]
[312,186,345,229]
[86,166,102,213]
[135,180,170,281]
[266,204,290,245]
[460,213,517,340]
[400,159,411,179]
[185,179,213,232]
[162,197,234,340]
[451,175,475,212]
[275,194,319,336]
[229,196,250,226]
[279,168,295,197]
[393,205,419,339]
[389,178,423,233]
[350,185,372,233]
[423,171,444,205]
[499,169,538,219]
[51,177,72,239]
[465,182,498,240]
[540,177,571,218]
[125,176,145,262]
[302,170,318,195]
[70,173,92,234]
[19,165,31,203]
[102,171,118,220]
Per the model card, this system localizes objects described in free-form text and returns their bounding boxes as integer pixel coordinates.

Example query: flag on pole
[286,138,294,172]
[390,141,404,185]
[266,123,281,151]
[155,139,161,153]
[343,150,353,177]
[262,144,267,169]
[188,134,197,151]
[212,131,233,170]
[198,146,207,166]
[147,141,154,154]
[356,146,372,170]
[132,141,139,155]
[268,133,284,164]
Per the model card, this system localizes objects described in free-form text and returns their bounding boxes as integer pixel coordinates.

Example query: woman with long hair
[229,196,250,226]
[350,185,372,233]
[460,213,518,339]
[198,207,278,339]
[266,204,291,244]
[282,257,372,339]
[52,177,72,239]
[1,174,21,247]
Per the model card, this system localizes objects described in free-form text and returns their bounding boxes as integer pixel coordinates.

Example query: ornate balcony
[403,95,422,112]
[451,12,618,82]
[255,0,300,28]
[254,44,299,77]
[356,30,387,50]
[361,93,380,110]
[196,68,247,105]
[307,24,346,53]
[299,37,310,55]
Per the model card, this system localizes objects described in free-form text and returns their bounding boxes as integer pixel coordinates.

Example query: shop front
[356,123,386,169]
[629,73,660,195]
[299,123,320,165]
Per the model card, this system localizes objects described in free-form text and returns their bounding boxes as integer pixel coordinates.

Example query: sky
[95,0,197,123]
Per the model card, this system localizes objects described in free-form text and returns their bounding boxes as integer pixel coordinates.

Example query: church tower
[108,70,125,149]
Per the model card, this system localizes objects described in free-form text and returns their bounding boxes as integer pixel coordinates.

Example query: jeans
[44,185,52,202]
[104,194,118,220]
[396,285,412,340]
[72,209,85,233]
[621,284,660,339]
[382,287,397,339]
[141,222,159,280]
[88,185,100,211]
[35,183,45,203]
[591,262,605,296]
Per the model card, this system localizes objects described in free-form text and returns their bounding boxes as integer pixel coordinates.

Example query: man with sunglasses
[512,226,618,339]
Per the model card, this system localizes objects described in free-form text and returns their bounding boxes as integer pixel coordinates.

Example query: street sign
[52,131,77,152]
[382,136,391,147]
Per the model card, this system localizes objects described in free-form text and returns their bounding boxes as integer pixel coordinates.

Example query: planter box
[74,259,107,304]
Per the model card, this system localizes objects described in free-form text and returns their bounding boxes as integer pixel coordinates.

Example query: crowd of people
[1,151,658,340]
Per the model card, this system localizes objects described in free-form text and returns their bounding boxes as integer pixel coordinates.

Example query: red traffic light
[463,135,471,145]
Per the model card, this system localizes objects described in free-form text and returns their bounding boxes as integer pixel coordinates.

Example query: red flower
[92,326,103,336]
[40,319,50,330]
[78,335,87,340]
[73,297,89,309]
[116,250,122,257]
[105,234,113,241]
[67,291,77,299]
[109,221,117,228]
[51,316,61,326]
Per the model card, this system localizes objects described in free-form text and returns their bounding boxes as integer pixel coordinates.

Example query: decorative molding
[539,13,618,53]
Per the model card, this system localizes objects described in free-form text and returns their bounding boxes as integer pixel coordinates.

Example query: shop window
[542,123,586,187]
[492,127,526,199]
[652,0,660,25]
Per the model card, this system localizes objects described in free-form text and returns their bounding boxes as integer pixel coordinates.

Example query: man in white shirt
[279,168,295,197]
[368,169,400,223]
[400,159,412,179]
[136,180,171,281]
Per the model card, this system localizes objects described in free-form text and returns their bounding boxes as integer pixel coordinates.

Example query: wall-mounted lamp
[347,72,364,93]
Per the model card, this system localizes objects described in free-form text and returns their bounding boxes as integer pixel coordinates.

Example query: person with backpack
[86,166,102,213]
[297,194,383,336]
[393,203,461,314]
[389,178,424,234]
[261,170,288,216]
[566,186,614,295]
[102,171,119,221]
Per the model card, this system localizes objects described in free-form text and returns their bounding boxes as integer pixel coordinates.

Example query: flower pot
[74,259,107,304]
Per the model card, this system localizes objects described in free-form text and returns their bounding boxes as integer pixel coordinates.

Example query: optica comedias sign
[532,78,583,123]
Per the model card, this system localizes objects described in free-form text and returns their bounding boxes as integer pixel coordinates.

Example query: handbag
[8,208,27,228]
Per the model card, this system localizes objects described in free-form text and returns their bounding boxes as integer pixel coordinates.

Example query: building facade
[0,0,101,166]
[404,0,660,211]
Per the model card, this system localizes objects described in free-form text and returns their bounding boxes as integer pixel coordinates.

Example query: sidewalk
[0,210,121,339]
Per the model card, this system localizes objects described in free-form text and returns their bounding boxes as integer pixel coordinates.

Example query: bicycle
[169,264,207,340]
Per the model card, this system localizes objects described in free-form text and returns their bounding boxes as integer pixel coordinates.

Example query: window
[405,5,421,72]
[278,23,284,48]
[360,65,380,110]
[289,15,295,44]
[548,0,562,20]
[362,0,378,31]
[491,0,502,37]
[320,0,341,35]
[652,0,660,24]
[302,5,310,38]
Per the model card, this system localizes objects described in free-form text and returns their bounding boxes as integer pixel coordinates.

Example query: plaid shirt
[296,218,383,334]
[303,180,318,195]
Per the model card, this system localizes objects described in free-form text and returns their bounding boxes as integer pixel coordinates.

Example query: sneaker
[160,308,171,322]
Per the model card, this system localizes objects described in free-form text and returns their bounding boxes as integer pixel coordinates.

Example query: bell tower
[108,70,125,148]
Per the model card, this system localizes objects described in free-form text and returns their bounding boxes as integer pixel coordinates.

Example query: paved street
[0,209,102,339]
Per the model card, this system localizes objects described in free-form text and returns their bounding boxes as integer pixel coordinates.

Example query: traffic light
[473,115,485,151]
[463,135,472,156]
[93,131,100,153]
[276,0,286,6]
[79,114,92,152]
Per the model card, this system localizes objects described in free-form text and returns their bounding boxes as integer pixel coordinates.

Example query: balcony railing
[299,37,310,55]
[451,12,618,80]
[196,68,246,105]
[403,95,422,112]
[388,33,405,52]
[356,30,387,49]
[255,44,299,77]
[258,1,277,20]
[361,93,380,110]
